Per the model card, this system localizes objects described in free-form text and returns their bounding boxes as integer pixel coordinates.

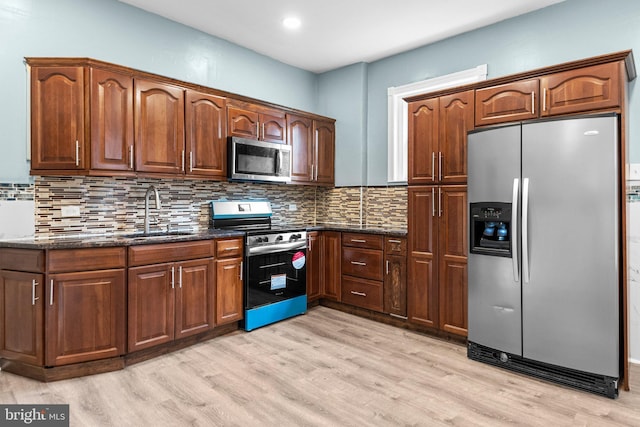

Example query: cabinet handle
[308,236,312,252]
[438,187,443,217]
[256,121,260,137]
[262,123,265,138]
[350,290,367,297]
[351,261,367,266]
[388,239,401,244]
[432,188,436,217]
[129,146,134,169]
[224,246,240,251]
[171,266,175,289]
[350,239,367,243]
[32,280,39,305]
[240,261,243,281]
[49,279,54,306]
[181,150,185,172]
[389,313,408,320]
[431,152,436,182]
[542,88,547,112]
[531,91,535,115]
[439,152,443,181]
[75,140,80,167]
[386,260,390,275]
[178,266,183,288]
[189,152,193,173]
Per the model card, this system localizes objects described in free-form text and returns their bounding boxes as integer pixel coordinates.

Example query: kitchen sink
[122,230,195,240]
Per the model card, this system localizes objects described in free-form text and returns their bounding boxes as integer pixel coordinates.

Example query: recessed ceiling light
[282,16,301,30]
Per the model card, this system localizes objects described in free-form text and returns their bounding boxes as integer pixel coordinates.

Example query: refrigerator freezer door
[521,115,619,377]
[468,125,522,355]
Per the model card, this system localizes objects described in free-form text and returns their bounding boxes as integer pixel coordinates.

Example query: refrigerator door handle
[522,177,530,283]
[511,178,519,282]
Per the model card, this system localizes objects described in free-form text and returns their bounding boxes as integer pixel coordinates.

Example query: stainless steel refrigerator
[467,114,620,398]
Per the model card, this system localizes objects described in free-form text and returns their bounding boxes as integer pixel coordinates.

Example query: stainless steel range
[210,200,307,331]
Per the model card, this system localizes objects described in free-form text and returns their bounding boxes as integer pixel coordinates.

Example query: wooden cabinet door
[128,263,175,352]
[540,62,621,117]
[31,66,85,170]
[287,114,313,183]
[260,112,286,144]
[185,90,227,178]
[408,99,439,184]
[322,231,341,301]
[0,271,44,366]
[307,232,322,302]
[439,90,473,184]
[407,186,438,328]
[90,68,134,171]
[46,269,126,366]
[175,258,215,339]
[313,119,335,185]
[475,79,539,127]
[216,257,243,325]
[135,79,185,174]
[438,186,468,337]
[228,106,259,139]
[384,254,407,318]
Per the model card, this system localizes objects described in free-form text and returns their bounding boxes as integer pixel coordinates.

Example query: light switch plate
[630,163,640,181]
[288,204,297,211]
[61,205,81,217]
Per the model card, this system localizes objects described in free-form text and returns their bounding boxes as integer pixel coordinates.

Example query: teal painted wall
[319,0,640,185]
[0,0,318,183]
[318,62,368,186]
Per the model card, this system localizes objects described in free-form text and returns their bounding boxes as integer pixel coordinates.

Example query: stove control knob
[276,235,283,241]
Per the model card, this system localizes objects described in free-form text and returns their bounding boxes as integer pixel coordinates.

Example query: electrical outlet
[288,204,297,211]
[61,205,81,217]
[629,163,640,181]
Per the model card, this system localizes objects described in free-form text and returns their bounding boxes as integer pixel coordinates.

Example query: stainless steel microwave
[228,137,291,183]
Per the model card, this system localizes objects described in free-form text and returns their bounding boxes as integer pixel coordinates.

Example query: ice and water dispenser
[469,202,512,257]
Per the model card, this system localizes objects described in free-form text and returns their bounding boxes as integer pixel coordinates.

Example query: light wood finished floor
[2,306,640,426]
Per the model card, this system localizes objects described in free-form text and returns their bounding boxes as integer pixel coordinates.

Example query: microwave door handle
[275,149,281,175]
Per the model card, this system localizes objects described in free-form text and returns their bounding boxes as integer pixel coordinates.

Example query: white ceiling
[119,0,566,74]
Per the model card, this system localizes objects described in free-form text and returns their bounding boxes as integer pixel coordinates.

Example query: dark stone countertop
[0,229,245,250]
[308,223,407,237]
[0,224,406,250]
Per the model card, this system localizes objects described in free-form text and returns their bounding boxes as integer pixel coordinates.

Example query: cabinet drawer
[216,238,244,258]
[341,276,383,312]
[384,237,407,256]
[342,247,383,281]
[342,233,383,250]
[0,248,45,272]
[128,240,214,266]
[48,247,126,273]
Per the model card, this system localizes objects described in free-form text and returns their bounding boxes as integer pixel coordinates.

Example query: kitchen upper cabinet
[185,90,227,179]
[0,270,44,366]
[408,90,472,185]
[475,79,539,126]
[288,115,335,186]
[31,66,85,171]
[90,68,134,172]
[134,79,185,174]
[540,62,621,117]
[313,119,336,185]
[287,114,314,183]
[228,104,286,144]
[407,186,467,336]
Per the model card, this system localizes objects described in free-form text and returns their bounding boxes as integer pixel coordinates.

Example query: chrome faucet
[144,185,162,234]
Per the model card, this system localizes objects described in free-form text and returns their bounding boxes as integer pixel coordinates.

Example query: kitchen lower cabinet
[47,269,126,366]
[307,231,342,303]
[307,232,322,302]
[215,238,244,325]
[341,233,384,312]
[408,186,467,336]
[384,237,407,318]
[128,241,216,352]
[0,270,44,366]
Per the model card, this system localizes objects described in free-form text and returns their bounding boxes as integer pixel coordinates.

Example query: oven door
[245,244,306,310]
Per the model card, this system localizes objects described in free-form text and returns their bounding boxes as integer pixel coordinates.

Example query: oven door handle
[247,241,307,256]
